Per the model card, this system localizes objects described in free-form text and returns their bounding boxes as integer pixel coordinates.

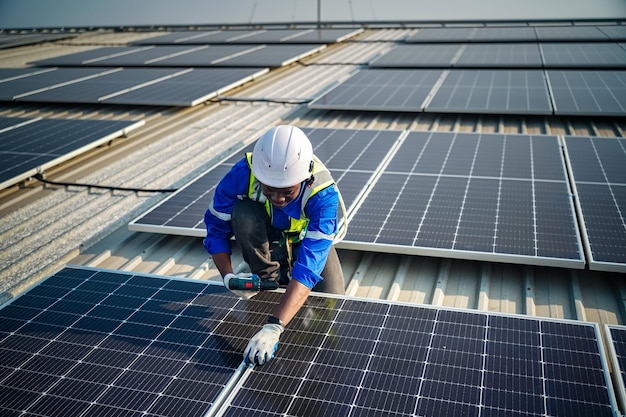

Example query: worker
[203,125,347,366]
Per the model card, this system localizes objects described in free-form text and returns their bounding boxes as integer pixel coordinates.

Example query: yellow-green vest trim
[245,152,335,243]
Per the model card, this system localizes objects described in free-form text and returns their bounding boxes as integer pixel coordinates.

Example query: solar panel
[209,44,325,67]
[0,67,110,101]
[341,131,584,268]
[102,68,269,107]
[0,117,144,190]
[540,43,626,68]
[406,27,477,43]
[308,68,444,112]
[0,32,75,49]
[605,324,626,415]
[563,136,626,272]
[3,266,617,417]
[3,67,267,107]
[534,25,610,41]
[455,43,543,68]
[31,46,150,66]
[547,71,626,116]
[210,291,617,417]
[133,29,362,45]
[368,44,462,68]
[472,26,538,42]
[0,266,246,417]
[129,127,403,236]
[426,70,553,115]
[598,25,626,41]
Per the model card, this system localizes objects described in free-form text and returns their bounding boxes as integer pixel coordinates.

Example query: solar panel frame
[207,290,618,417]
[425,69,553,115]
[546,71,626,116]
[0,117,145,190]
[562,136,626,273]
[308,68,444,112]
[128,128,403,236]
[339,131,585,269]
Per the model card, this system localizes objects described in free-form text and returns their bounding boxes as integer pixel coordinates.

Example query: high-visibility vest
[246,152,335,243]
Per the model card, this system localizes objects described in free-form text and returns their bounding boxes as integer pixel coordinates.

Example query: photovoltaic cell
[598,25,626,41]
[129,128,402,236]
[426,69,553,115]
[0,266,248,417]
[341,131,584,268]
[213,290,617,417]
[563,136,626,272]
[0,117,144,190]
[540,43,626,68]
[605,324,626,415]
[547,71,626,116]
[308,68,443,112]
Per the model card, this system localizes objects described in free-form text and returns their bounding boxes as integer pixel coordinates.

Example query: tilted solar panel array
[0,266,619,417]
[129,128,592,270]
[308,68,626,116]
[342,131,584,268]
[32,44,326,68]
[0,67,269,107]
[605,324,626,416]
[131,28,363,45]
[0,116,144,190]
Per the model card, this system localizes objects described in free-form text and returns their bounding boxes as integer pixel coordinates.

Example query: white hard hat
[252,125,313,188]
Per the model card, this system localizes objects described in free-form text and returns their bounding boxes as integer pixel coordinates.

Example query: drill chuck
[227,275,279,291]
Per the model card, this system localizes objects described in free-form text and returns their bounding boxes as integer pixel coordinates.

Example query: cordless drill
[227,274,279,291]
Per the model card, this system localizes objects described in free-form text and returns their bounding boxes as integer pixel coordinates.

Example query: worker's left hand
[244,323,284,365]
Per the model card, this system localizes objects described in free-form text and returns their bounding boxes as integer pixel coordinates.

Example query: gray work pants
[231,199,345,295]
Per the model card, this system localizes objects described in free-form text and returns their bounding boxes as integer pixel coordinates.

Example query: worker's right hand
[223,273,259,300]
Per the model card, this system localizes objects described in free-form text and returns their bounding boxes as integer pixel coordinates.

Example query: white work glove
[244,323,284,365]
[223,272,259,300]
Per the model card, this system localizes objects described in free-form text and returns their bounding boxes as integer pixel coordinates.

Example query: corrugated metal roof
[1,28,625,343]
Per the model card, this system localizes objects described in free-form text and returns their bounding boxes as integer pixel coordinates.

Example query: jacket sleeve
[203,158,250,255]
[291,185,339,289]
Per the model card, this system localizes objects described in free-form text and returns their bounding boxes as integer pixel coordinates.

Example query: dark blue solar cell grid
[564,136,626,272]
[0,266,246,417]
[308,68,444,112]
[0,117,141,190]
[343,131,583,268]
[426,70,553,115]
[406,27,477,43]
[547,71,626,116]
[534,26,610,41]
[129,128,402,236]
[219,292,616,417]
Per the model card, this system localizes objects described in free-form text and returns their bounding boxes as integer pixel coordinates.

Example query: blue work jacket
[203,157,339,289]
